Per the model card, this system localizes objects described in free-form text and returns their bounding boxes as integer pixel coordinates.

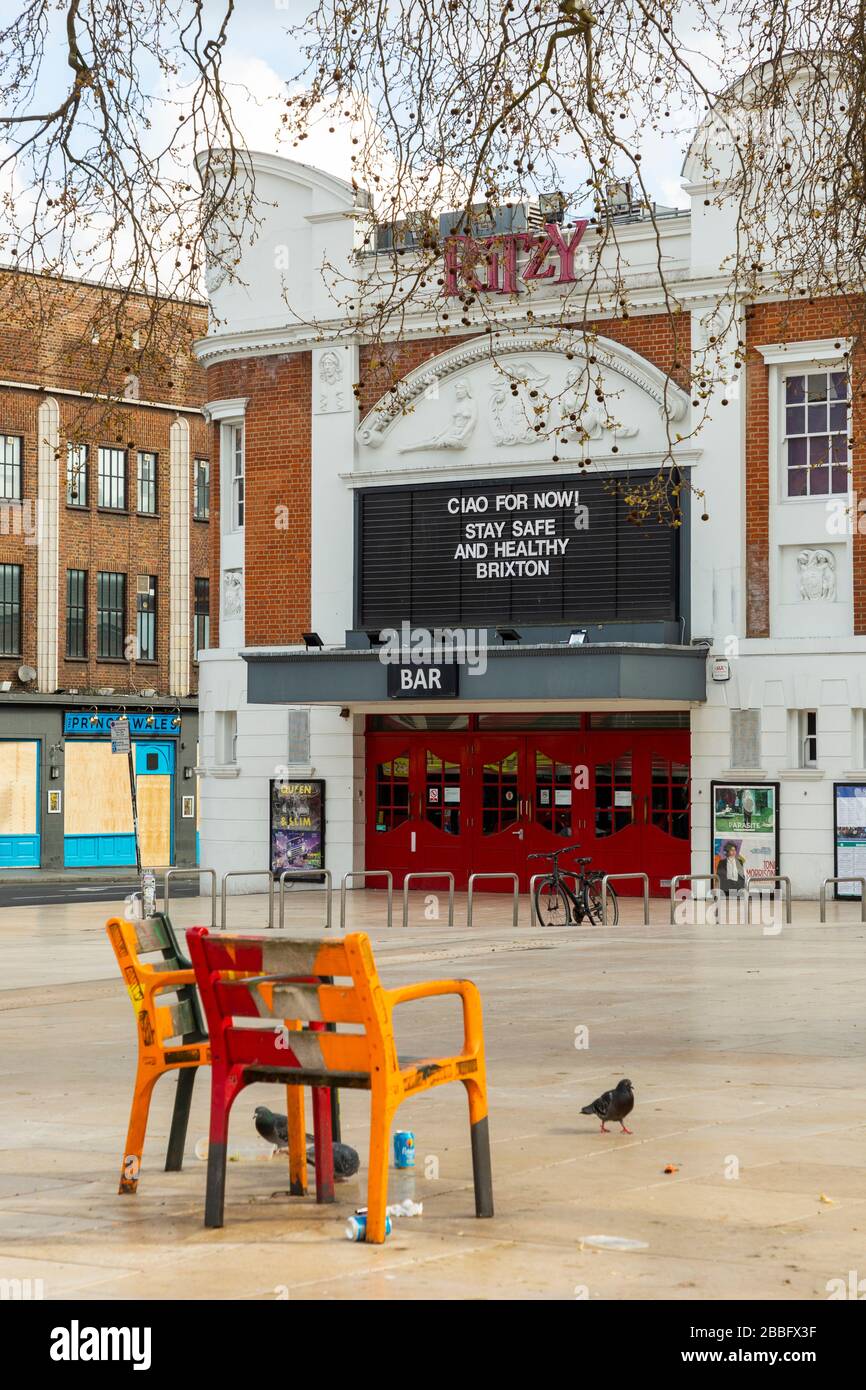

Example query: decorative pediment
[357,329,689,455]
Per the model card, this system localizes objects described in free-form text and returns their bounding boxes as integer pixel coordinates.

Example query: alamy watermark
[0,499,41,545]
[377,622,489,676]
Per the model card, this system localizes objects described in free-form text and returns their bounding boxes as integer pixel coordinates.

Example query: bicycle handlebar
[526,844,584,862]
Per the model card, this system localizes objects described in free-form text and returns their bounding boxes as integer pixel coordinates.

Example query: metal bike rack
[278,869,333,930]
[600,873,650,926]
[528,871,580,926]
[746,874,792,925]
[819,876,866,923]
[340,870,393,930]
[164,867,217,927]
[669,874,719,925]
[220,871,275,930]
[467,872,519,928]
[402,872,455,928]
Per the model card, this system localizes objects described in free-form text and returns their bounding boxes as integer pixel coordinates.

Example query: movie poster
[834,784,866,898]
[270,779,325,877]
[711,782,779,884]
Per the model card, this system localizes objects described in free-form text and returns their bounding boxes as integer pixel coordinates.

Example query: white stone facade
[194,143,866,901]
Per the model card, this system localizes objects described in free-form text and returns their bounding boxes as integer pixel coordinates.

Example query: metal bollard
[528,870,580,926]
[746,874,792,925]
[467,872,519,928]
[278,868,333,930]
[402,872,455,928]
[599,872,650,925]
[670,874,719,925]
[819,876,866,923]
[220,870,275,929]
[164,867,217,927]
[339,870,393,930]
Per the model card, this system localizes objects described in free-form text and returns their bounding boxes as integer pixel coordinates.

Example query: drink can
[345,1212,392,1242]
[394,1130,415,1168]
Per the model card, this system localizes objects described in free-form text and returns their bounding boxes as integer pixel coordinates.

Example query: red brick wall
[0,270,205,407]
[205,352,313,646]
[745,299,865,635]
[0,272,210,694]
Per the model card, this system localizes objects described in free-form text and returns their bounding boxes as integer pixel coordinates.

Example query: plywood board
[0,741,38,834]
[138,775,171,864]
[65,741,133,835]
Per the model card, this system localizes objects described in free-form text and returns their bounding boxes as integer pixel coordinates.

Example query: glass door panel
[534,749,574,838]
[374,752,411,833]
[481,749,520,835]
[594,753,635,839]
[425,749,461,836]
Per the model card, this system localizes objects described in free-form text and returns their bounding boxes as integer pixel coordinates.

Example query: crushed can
[345,1212,392,1242]
[394,1130,415,1169]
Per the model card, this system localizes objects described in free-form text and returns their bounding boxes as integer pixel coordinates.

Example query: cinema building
[195,119,866,903]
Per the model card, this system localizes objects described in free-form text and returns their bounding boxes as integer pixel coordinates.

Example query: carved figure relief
[489,362,550,445]
[317,349,348,413]
[797,548,836,602]
[223,568,244,618]
[355,330,691,452]
[558,382,639,444]
[398,379,477,452]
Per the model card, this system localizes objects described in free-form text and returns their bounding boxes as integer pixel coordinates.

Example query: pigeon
[580,1078,634,1134]
[254,1105,361,1178]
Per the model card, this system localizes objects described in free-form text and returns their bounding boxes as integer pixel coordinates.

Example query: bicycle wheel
[534,877,573,926]
[586,878,618,925]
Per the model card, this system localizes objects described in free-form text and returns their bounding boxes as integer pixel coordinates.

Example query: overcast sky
[183,0,703,212]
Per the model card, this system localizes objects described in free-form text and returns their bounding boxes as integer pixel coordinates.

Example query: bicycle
[528,844,619,926]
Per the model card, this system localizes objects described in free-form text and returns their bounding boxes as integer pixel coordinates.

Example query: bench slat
[244,1065,371,1090]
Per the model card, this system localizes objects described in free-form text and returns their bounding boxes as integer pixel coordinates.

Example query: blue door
[133,741,175,867]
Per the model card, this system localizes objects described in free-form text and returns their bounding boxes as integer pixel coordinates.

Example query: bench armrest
[386,978,484,1056]
[142,966,197,993]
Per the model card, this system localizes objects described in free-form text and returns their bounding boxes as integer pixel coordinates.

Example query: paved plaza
[1,889,864,1301]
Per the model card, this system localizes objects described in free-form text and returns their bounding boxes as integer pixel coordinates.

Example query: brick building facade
[0,271,212,870]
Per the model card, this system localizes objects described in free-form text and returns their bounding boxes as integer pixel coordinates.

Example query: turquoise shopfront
[63,712,178,868]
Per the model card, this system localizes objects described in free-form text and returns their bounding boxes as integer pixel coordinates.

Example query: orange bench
[106,914,211,1194]
[187,926,494,1242]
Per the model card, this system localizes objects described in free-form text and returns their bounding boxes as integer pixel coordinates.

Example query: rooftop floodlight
[302,632,324,650]
[496,626,521,644]
[538,191,567,224]
[569,629,588,646]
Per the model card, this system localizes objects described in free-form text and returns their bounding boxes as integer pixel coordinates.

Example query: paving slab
[1,892,865,1299]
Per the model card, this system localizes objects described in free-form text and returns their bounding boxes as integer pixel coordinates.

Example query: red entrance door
[468,734,586,891]
[366,734,468,891]
[472,737,525,888]
[413,736,468,891]
[367,739,413,886]
[366,725,690,895]
[576,732,690,895]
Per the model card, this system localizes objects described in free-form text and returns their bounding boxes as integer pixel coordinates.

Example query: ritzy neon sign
[443,220,588,297]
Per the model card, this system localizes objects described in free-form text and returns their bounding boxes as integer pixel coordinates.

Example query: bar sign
[387,663,459,698]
